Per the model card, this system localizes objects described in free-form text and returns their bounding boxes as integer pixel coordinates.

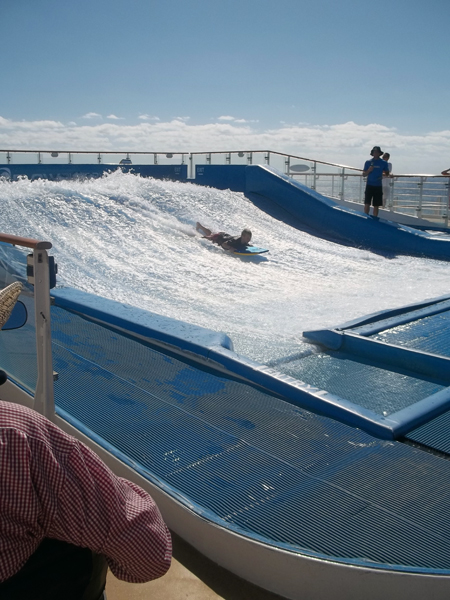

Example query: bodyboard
[231,246,269,256]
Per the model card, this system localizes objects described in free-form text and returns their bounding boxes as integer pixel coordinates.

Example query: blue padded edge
[51,288,234,357]
[303,298,450,438]
[52,287,396,440]
[388,387,450,437]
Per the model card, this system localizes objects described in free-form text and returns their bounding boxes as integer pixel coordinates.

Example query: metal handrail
[0,233,52,250]
[1,149,448,225]
[1,148,361,172]
[2,148,448,177]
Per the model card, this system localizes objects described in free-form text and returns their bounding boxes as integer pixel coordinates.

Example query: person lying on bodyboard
[196,222,252,252]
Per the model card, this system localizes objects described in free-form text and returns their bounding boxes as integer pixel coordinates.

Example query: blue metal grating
[47,307,450,572]
[406,410,450,454]
[371,309,450,358]
[276,351,444,416]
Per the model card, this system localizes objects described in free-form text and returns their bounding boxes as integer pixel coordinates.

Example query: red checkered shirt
[0,401,172,583]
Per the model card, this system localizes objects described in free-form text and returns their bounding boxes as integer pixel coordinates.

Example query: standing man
[382,152,393,205]
[362,146,390,217]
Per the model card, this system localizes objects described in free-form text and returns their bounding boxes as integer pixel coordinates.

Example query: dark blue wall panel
[0,164,187,182]
[195,165,247,192]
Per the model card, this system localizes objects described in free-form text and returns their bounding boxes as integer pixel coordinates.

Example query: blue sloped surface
[245,166,450,261]
[47,307,450,572]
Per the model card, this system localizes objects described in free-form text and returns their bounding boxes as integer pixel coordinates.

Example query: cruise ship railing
[1,149,449,226]
[0,233,54,420]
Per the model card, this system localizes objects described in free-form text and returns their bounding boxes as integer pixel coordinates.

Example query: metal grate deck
[371,309,450,358]
[45,307,450,572]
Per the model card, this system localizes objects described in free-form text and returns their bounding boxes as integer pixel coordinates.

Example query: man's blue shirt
[364,158,389,186]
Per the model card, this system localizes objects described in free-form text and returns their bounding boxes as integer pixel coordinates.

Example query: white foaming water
[1,170,448,363]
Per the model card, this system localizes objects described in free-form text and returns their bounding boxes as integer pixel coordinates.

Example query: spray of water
[1,171,448,363]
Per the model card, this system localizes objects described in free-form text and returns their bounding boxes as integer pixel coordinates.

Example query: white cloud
[0,116,449,173]
[138,114,160,121]
[81,112,102,119]
[218,116,258,124]
[106,114,123,120]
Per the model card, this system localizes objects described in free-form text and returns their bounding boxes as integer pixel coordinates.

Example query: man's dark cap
[370,146,383,156]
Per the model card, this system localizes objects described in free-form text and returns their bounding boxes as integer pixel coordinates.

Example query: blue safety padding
[51,289,397,439]
[51,288,234,357]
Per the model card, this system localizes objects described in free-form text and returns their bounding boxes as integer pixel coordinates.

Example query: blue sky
[1,0,449,172]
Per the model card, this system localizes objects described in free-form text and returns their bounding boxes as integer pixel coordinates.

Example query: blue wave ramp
[245,165,450,261]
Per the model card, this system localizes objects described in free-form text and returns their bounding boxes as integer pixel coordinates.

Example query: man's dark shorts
[365,185,383,207]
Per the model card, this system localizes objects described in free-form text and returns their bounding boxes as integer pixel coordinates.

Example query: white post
[32,248,55,421]
[340,168,345,200]
[312,162,317,190]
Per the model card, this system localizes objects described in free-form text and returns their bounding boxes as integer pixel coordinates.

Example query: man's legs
[196,223,213,237]
[364,185,372,215]
[372,187,383,218]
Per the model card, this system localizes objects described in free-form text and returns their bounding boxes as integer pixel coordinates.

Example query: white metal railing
[0,233,54,420]
[1,149,449,226]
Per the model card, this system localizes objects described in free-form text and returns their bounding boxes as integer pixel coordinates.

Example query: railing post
[388,179,395,210]
[38,152,41,164]
[97,153,102,164]
[417,178,424,218]
[154,153,158,165]
[247,152,252,165]
[6,152,11,164]
[312,162,317,190]
[31,248,55,421]
[189,153,193,179]
[265,152,270,165]
[340,168,345,200]
[285,155,290,175]
[226,152,231,164]
[68,153,72,164]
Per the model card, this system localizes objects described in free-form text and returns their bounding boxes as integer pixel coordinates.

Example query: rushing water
[1,170,448,364]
